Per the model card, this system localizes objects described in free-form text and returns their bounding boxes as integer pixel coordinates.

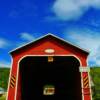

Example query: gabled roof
[10,33,89,54]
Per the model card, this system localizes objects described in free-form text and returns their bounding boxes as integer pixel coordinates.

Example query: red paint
[7,34,92,100]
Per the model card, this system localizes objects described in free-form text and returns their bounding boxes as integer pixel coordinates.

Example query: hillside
[0,67,100,100]
[0,68,10,90]
[91,67,100,100]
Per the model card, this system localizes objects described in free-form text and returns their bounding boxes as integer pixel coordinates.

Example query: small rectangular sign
[79,67,90,72]
[48,56,54,62]
[43,85,55,95]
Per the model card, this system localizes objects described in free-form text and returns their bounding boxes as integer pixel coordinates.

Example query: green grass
[0,93,7,100]
[90,67,100,100]
[0,68,10,90]
[0,68,10,100]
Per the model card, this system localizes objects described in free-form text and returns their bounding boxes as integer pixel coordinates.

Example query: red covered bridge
[7,34,92,100]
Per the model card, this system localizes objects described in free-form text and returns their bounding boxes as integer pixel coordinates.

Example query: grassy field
[91,67,100,100]
[0,68,10,90]
[0,68,10,100]
[0,67,100,100]
[0,93,7,100]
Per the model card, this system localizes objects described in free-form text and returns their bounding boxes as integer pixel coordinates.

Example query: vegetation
[0,67,100,100]
[91,67,100,100]
[0,68,10,90]
[0,93,7,100]
[0,68,10,100]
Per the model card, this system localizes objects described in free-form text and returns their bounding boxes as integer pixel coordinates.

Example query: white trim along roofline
[9,33,90,54]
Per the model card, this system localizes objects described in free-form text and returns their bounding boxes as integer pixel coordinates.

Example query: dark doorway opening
[19,56,82,100]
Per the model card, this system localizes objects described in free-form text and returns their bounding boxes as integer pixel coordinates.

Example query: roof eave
[10,33,89,55]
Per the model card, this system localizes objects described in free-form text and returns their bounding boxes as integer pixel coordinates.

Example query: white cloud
[64,29,100,66]
[52,0,100,21]
[0,61,11,68]
[20,33,35,41]
[0,38,9,49]
[92,0,100,9]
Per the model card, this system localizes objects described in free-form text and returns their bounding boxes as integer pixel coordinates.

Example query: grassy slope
[0,68,10,100]
[0,67,100,100]
[0,93,7,100]
[0,68,10,90]
[91,67,100,100]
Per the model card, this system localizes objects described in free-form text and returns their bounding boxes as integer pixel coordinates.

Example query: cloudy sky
[0,0,100,67]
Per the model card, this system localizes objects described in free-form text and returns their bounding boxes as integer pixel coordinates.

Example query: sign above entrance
[79,67,90,72]
[45,49,55,53]
[48,56,54,62]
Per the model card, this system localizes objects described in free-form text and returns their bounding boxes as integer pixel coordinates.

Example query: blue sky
[0,0,100,67]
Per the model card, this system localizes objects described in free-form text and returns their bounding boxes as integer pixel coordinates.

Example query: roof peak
[10,33,89,54]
